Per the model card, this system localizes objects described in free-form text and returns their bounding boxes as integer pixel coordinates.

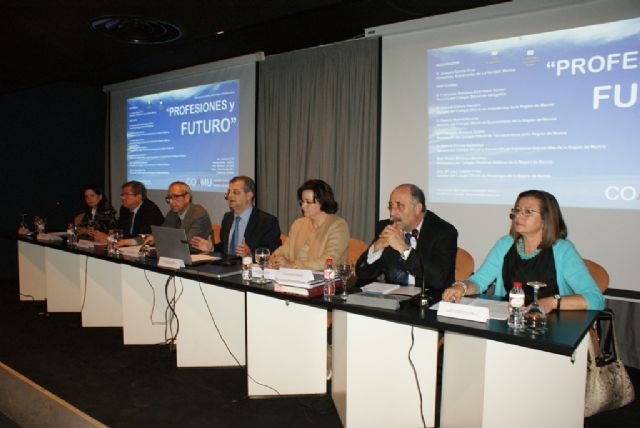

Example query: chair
[347,238,368,263]
[583,259,609,293]
[211,223,221,244]
[455,247,474,281]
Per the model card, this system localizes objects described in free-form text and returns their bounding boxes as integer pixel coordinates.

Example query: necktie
[230,215,241,252]
[129,211,136,234]
[176,217,182,229]
[395,233,413,285]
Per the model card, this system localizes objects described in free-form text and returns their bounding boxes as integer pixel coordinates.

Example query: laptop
[151,225,217,266]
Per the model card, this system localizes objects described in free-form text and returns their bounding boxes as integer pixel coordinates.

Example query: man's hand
[191,236,213,253]
[379,223,407,253]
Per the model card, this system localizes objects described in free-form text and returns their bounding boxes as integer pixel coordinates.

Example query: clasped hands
[373,222,409,254]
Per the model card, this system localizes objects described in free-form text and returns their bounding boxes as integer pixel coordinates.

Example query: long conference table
[17,236,598,428]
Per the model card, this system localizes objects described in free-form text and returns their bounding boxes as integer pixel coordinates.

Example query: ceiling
[1,0,508,96]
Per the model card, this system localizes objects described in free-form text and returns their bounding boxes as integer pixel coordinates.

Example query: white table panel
[121,265,170,344]
[440,332,588,428]
[17,241,46,301]
[332,310,438,428]
[175,278,246,367]
[45,248,83,312]
[246,293,326,396]
[81,257,122,327]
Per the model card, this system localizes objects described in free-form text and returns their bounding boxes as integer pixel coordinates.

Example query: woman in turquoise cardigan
[443,190,604,311]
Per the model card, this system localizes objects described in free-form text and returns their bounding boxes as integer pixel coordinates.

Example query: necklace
[517,238,540,260]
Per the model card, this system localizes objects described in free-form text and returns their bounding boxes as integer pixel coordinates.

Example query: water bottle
[66,223,77,246]
[323,258,336,300]
[242,256,253,282]
[508,281,525,330]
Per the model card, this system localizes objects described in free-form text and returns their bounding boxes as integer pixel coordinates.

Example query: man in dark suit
[93,180,164,246]
[191,176,281,257]
[355,183,458,291]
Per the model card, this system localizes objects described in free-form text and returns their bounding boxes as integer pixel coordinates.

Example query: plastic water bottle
[323,258,336,300]
[242,256,253,282]
[508,281,525,330]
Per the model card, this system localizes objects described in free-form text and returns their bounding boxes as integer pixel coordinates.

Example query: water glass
[253,248,271,284]
[335,261,354,301]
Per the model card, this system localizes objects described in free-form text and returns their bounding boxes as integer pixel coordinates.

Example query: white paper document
[431,297,510,320]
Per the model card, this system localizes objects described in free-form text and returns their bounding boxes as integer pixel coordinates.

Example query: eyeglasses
[299,199,317,206]
[120,192,135,197]
[510,207,540,217]
[165,193,187,203]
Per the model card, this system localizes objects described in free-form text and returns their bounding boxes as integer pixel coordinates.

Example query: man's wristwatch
[400,246,411,260]
[554,294,562,311]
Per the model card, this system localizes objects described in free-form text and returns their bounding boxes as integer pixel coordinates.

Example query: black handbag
[584,309,635,417]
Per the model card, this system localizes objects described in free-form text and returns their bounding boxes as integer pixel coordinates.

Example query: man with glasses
[103,180,164,246]
[149,181,213,250]
[355,183,458,293]
[191,176,281,257]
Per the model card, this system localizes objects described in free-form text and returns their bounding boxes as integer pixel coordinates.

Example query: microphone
[410,228,431,307]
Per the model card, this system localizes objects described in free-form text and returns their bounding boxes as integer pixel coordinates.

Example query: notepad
[361,282,400,295]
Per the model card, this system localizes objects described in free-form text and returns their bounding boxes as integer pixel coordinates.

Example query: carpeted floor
[0,277,340,427]
[1,276,638,427]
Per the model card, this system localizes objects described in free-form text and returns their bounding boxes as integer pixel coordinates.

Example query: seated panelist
[191,176,280,257]
[442,190,605,312]
[92,181,164,245]
[74,184,116,236]
[355,184,458,291]
[144,181,212,251]
[269,179,349,271]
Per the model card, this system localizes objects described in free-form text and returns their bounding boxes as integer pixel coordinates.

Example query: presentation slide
[126,80,240,192]
[427,17,639,209]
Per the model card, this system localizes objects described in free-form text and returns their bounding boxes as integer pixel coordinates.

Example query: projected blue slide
[127,80,240,192]
[427,17,640,210]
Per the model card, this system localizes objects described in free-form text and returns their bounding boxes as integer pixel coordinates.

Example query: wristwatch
[554,294,562,311]
[400,246,411,260]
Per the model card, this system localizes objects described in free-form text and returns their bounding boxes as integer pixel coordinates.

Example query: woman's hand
[269,254,291,268]
[442,282,466,303]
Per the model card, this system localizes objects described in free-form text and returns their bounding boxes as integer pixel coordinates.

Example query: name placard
[158,257,185,270]
[437,301,490,323]
[76,240,95,249]
[277,268,315,283]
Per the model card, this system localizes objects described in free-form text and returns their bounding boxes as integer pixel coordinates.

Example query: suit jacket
[117,199,164,239]
[218,207,281,256]
[355,210,458,290]
[163,203,212,243]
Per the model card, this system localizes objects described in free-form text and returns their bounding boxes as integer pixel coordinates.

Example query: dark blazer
[162,203,212,243]
[217,207,281,256]
[355,210,458,290]
[117,199,165,239]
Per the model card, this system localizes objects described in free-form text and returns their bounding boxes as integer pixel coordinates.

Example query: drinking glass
[138,234,148,257]
[254,248,271,284]
[335,261,354,301]
[34,216,46,234]
[524,281,548,334]
[113,229,123,255]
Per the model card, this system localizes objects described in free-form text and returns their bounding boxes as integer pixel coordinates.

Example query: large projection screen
[374,0,640,292]
[106,53,262,224]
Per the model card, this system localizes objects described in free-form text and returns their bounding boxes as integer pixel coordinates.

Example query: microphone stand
[417,277,431,307]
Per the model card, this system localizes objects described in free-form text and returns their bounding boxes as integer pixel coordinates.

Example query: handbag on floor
[584,309,635,417]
